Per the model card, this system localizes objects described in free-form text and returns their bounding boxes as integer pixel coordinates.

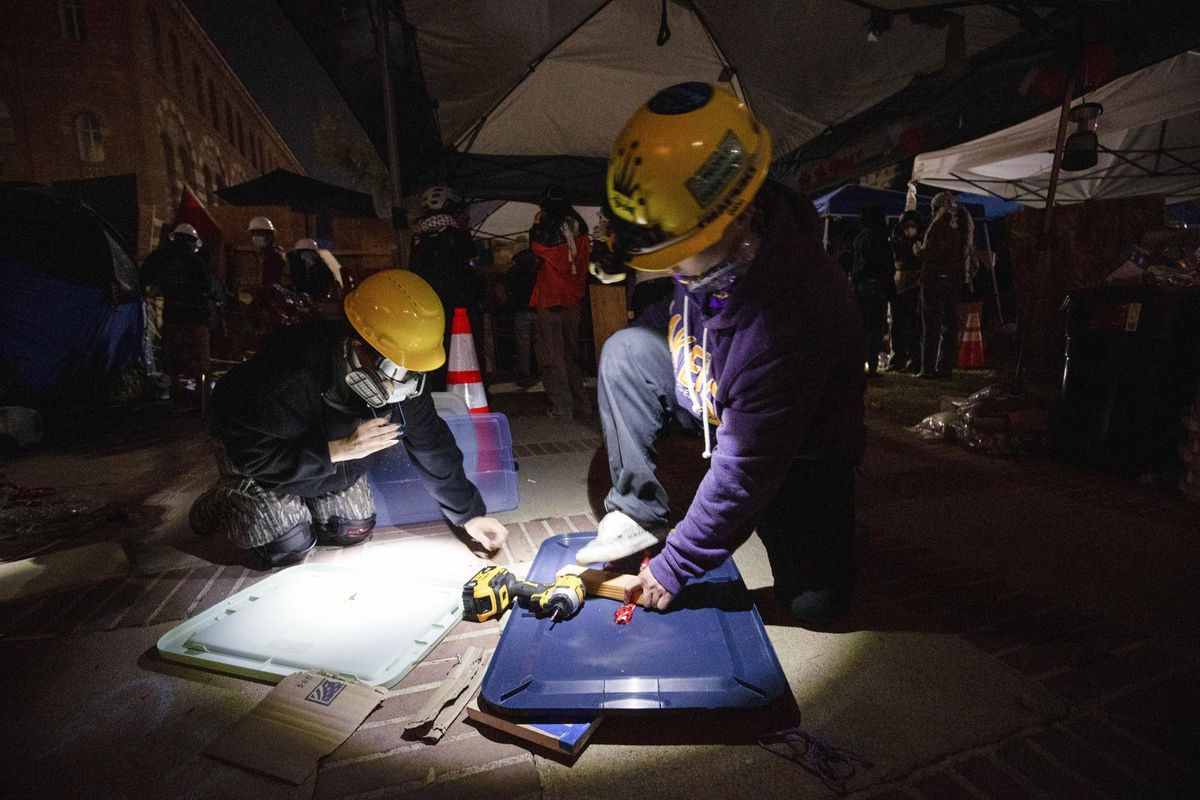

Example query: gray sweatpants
[206,448,375,549]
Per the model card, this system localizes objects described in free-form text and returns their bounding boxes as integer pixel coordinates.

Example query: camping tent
[911,51,1200,206]
[0,187,144,401]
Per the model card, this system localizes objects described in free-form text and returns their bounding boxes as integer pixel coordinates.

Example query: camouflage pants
[196,447,376,549]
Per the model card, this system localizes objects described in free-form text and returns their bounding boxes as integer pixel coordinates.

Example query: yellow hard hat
[607,82,772,272]
[343,270,446,372]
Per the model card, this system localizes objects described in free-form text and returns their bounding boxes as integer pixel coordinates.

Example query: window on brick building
[147,9,163,75]
[161,132,176,197]
[75,112,104,163]
[192,62,205,112]
[224,98,234,142]
[202,164,214,204]
[207,80,219,129]
[177,145,193,189]
[169,33,182,93]
[59,0,86,42]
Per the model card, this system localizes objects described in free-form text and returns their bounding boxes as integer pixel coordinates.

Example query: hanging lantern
[1061,102,1103,171]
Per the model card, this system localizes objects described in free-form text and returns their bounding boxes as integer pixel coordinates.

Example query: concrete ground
[1,376,1198,800]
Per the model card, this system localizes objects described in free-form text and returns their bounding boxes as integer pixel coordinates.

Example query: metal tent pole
[981,218,1004,326]
[372,0,404,222]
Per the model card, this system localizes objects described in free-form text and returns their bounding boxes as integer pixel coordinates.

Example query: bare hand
[463,516,508,550]
[328,417,401,463]
[625,564,674,611]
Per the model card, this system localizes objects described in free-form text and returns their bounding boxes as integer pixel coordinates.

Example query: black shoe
[917,372,938,380]
[787,586,853,627]
[189,489,222,537]
[249,522,315,570]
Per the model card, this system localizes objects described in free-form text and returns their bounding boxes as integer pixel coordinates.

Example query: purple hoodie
[640,182,866,597]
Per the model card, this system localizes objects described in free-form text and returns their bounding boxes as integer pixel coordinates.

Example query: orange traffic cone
[957,301,985,369]
[447,307,489,414]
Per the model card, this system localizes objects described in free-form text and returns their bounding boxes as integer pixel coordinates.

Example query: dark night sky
[183,0,376,193]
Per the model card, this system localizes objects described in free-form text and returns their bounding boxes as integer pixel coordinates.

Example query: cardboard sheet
[204,670,386,785]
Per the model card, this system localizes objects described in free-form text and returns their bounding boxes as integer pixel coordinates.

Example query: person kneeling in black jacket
[190,269,509,569]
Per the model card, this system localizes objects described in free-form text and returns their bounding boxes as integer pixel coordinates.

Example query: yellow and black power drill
[462,566,585,623]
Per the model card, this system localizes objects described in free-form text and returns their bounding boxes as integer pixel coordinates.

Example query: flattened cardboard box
[205,670,386,784]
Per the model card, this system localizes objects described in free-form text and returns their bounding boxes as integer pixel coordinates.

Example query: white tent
[407,0,1020,162]
[912,51,1200,206]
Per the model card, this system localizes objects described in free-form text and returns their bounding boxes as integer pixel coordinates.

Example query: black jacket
[211,320,485,523]
[141,242,214,325]
[850,226,896,296]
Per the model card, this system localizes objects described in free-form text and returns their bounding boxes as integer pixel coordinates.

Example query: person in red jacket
[529,186,592,418]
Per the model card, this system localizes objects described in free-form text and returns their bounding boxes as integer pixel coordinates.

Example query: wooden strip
[555,564,639,602]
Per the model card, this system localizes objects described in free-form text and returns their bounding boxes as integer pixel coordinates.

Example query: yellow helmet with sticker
[606,82,772,272]
[343,269,446,372]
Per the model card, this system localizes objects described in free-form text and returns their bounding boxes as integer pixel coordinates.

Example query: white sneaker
[576,511,665,565]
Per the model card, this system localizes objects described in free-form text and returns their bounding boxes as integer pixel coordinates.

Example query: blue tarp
[813,185,994,220]
[0,257,143,399]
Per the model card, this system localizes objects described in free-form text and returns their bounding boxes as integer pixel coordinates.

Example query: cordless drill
[462,566,585,623]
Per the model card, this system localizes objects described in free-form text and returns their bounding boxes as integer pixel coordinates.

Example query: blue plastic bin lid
[479,533,789,716]
[369,412,519,526]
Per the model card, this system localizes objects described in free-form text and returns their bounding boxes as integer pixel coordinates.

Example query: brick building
[0,0,303,257]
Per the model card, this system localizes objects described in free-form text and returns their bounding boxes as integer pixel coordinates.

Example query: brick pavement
[2,423,1198,798]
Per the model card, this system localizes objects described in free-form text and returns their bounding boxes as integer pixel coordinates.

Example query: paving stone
[567,513,595,532]
[909,772,978,800]
[152,563,222,622]
[1063,715,1200,794]
[119,567,193,626]
[1029,726,1143,799]
[1042,646,1186,703]
[999,628,1126,677]
[315,726,530,798]
[73,576,153,633]
[953,755,1037,800]
[1101,669,1200,765]
[995,739,1100,799]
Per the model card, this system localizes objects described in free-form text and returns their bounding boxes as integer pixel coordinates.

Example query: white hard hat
[293,237,318,251]
[171,223,199,239]
[420,185,459,212]
[248,216,275,233]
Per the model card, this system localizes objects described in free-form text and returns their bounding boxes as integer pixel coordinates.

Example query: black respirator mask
[344,340,425,408]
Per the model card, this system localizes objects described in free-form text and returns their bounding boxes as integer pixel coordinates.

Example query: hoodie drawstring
[682,296,713,460]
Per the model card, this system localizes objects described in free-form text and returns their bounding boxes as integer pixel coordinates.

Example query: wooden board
[556,564,638,602]
[589,283,629,367]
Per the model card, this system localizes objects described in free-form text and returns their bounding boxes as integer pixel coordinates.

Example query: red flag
[172,186,221,245]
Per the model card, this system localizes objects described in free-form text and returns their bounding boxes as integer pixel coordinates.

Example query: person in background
[190,270,509,569]
[850,205,896,377]
[501,248,540,384]
[917,192,971,379]
[589,82,865,626]
[409,185,485,391]
[249,216,287,290]
[889,210,923,373]
[141,223,218,396]
[288,238,337,300]
[529,185,591,419]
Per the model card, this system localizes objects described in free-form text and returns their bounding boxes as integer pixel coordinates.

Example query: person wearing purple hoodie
[579,82,866,625]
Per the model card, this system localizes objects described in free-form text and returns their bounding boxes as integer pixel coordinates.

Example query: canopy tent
[912,51,1200,206]
[0,187,144,401]
[813,185,989,221]
[466,200,603,242]
[270,2,1200,202]
[217,169,377,217]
